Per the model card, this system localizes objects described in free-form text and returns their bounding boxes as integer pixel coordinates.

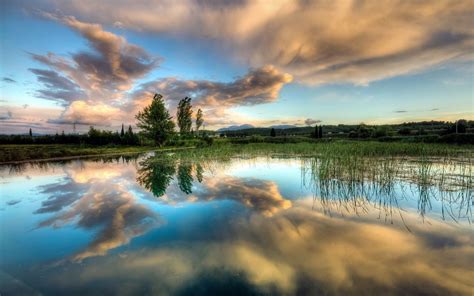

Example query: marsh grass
[164,141,472,223]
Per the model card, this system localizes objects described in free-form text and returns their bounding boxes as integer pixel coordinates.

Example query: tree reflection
[177,163,194,194]
[195,163,204,183]
[137,156,176,197]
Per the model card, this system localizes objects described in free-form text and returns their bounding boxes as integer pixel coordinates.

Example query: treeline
[1,93,207,146]
[0,125,139,146]
[220,120,473,138]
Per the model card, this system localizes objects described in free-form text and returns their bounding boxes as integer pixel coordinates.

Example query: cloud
[29,68,85,104]
[48,101,123,126]
[2,77,16,83]
[6,200,21,206]
[48,0,474,85]
[36,13,158,94]
[28,14,158,127]
[394,110,408,113]
[26,14,292,129]
[0,104,65,134]
[304,118,321,125]
[0,110,13,120]
[129,65,292,116]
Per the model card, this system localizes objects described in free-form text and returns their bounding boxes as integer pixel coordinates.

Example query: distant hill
[217,124,255,132]
[217,124,299,132]
[269,125,297,129]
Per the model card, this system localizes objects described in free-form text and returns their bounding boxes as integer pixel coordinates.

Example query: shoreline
[0,146,195,165]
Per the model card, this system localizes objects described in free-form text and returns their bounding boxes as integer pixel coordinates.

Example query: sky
[0,0,473,134]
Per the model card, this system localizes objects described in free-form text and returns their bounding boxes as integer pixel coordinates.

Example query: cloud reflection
[35,160,162,261]
[38,207,473,295]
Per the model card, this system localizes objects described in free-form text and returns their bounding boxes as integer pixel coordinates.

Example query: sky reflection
[0,155,472,295]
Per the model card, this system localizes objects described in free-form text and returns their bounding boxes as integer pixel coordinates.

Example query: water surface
[0,153,472,295]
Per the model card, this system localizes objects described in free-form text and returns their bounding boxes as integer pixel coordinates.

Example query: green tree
[177,97,193,135]
[456,119,467,133]
[318,126,323,138]
[195,108,204,133]
[29,128,32,137]
[312,125,319,138]
[136,94,175,146]
[270,128,276,137]
[120,124,125,137]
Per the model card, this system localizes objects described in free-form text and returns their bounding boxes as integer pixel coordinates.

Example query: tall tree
[177,97,193,135]
[195,108,204,132]
[136,93,175,146]
[318,126,323,138]
[29,128,32,137]
[312,125,319,138]
[120,124,125,137]
[270,128,276,137]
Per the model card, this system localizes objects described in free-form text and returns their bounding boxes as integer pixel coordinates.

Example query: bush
[438,133,474,144]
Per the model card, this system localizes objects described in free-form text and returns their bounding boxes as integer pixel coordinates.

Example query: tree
[124,125,138,145]
[136,93,175,146]
[311,125,319,138]
[270,128,276,137]
[177,97,193,135]
[195,108,204,133]
[120,124,125,137]
[318,126,323,138]
[398,127,411,135]
[456,119,467,134]
[29,128,32,137]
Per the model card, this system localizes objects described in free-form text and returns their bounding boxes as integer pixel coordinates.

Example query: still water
[0,153,472,295]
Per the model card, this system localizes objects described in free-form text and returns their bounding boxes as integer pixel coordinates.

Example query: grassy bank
[0,145,160,163]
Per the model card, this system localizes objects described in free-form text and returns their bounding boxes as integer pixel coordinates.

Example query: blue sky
[1,0,472,133]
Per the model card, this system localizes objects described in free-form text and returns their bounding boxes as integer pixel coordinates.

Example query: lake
[0,152,472,295]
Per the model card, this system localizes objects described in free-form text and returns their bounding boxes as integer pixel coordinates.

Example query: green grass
[173,140,473,159]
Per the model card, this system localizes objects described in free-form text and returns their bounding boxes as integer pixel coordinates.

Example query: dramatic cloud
[26,13,292,129]
[48,0,474,85]
[28,14,157,126]
[35,13,157,94]
[29,68,85,104]
[129,65,292,120]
